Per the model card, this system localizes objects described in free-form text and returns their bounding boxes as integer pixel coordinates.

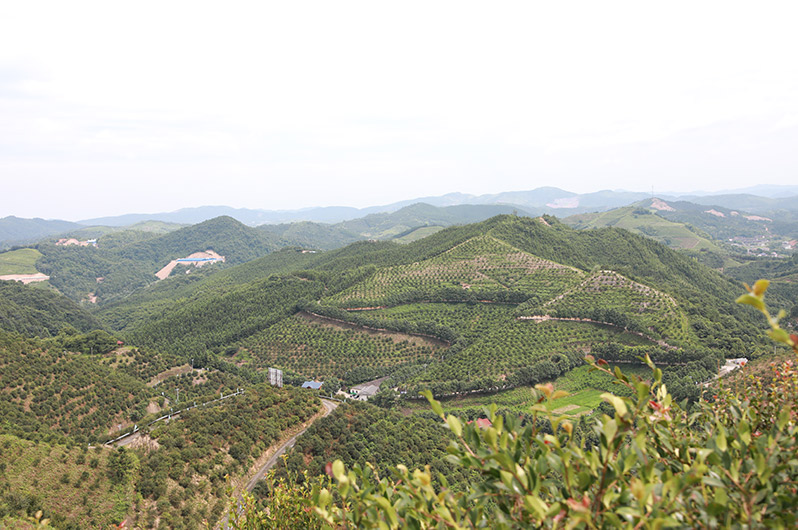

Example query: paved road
[244,398,339,492]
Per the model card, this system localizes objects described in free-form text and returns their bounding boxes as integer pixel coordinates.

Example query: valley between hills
[1,201,797,528]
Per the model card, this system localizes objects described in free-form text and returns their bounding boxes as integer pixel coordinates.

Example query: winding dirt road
[221,398,339,529]
[244,398,339,492]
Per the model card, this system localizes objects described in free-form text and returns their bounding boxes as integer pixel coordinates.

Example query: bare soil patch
[147,364,193,387]
[298,311,447,347]
[0,272,49,284]
[552,404,580,414]
[650,198,675,211]
[146,400,162,414]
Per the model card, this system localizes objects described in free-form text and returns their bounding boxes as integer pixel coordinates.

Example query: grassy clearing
[545,389,606,416]
[0,248,42,275]
[394,226,445,244]
[402,362,655,416]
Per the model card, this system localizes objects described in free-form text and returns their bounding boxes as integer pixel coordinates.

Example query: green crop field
[0,248,42,275]
[237,313,441,384]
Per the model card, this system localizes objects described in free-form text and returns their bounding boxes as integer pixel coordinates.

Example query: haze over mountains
[35,184,798,227]
[3,185,798,251]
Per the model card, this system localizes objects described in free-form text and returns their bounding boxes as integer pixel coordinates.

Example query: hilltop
[566,197,796,258]
[113,215,766,401]
[33,216,284,304]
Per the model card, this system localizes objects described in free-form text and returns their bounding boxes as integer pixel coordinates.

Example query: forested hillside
[35,216,284,304]
[0,325,327,528]
[0,281,100,336]
[110,215,769,398]
[0,331,151,444]
[134,384,320,528]
[1,212,794,528]
[0,216,82,250]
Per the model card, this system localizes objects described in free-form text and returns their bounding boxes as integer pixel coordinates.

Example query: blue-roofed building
[302,381,323,390]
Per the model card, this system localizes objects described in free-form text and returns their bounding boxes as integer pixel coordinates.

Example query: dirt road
[222,398,339,529]
[244,398,338,492]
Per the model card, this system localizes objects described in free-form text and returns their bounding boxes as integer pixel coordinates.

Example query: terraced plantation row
[236,313,441,384]
[522,270,694,344]
[327,235,583,307]
[309,303,659,393]
[367,303,516,342]
[415,319,653,387]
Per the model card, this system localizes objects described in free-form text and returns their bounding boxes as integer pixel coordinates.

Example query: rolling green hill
[326,234,584,308]
[0,281,101,336]
[565,205,723,251]
[335,203,532,240]
[2,211,788,527]
[0,216,82,250]
[116,215,765,396]
[257,202,535,250]
[35,216,285,305]
[258,220,362,250]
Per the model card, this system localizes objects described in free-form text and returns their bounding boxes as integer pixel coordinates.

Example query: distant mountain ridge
[71,186,798,228]
[0,216,83,249]
[4,186,798,251]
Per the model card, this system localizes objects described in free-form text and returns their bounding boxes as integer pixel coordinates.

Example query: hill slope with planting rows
[114,215,767,396]
[236,312,442,385]
[327,235,584,308]
[520,269,694,344]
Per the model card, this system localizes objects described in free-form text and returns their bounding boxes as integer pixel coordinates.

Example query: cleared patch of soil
[650,198,675,211]
[147,364,193,387]
[0,272,49,284]
[551,404,580,414]
[128,434,160,452]
[298,311,447,348]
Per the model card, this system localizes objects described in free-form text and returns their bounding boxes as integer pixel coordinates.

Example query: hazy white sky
[1,1,796,220]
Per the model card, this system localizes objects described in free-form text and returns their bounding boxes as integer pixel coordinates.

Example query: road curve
[244,398,339,492]
[222,398,340,529]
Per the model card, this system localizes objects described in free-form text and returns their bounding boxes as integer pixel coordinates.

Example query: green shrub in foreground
[234,280,798,528]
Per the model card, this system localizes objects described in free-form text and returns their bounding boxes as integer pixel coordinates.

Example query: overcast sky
[1,1,796,221]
